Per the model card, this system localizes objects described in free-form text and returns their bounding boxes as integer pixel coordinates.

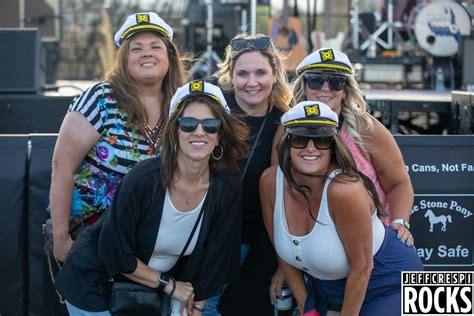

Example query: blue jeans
[202,244,250,316]
[66,301,111,316]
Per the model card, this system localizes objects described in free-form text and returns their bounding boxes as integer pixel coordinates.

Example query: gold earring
[211,144,224,160]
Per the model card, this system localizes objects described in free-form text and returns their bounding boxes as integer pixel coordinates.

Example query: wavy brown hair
[292,72,374,154]
[276,131,385,221]
[105,33,186,133]
[218,33,292,113]
[160,95,249,188]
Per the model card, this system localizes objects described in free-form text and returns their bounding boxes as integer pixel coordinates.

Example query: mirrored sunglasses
[178,117,221,134]
[303,74,347,91]
[288,134,334,150]
[230,37,271,51]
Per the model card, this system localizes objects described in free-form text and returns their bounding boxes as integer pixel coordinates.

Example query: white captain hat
[281,101,339,137]
[114,12,173,47]
[169,80,230,115]
[296,48,353,76]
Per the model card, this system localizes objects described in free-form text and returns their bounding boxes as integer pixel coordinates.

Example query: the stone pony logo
[424,209,452,232]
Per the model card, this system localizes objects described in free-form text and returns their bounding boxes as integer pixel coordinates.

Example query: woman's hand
[269,267,286,302]
[391,222,414,247]
[53,233,72,262]
[165,279,194,313]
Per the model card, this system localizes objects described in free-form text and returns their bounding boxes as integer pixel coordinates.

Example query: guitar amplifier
[0,29,45,94]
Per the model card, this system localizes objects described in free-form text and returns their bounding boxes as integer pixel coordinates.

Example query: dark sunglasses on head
[288,134,334,150]
[178,117,221,134]
[304,74,347,91]
[230,36,271,51]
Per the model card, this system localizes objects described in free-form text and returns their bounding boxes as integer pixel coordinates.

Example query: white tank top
[147,190,206,272]
[273,168,385,280]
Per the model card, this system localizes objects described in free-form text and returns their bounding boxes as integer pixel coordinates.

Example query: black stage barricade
[0,135,28,316]
[27,134,68,316]
[396,135,474,269]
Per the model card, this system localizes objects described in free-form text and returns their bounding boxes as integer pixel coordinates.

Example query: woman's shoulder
[327,172,368,201]
[260,165,278,187]
[212,172,240,189]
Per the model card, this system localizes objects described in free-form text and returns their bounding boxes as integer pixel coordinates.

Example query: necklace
[174,176,207,205]
[143,117,165,154]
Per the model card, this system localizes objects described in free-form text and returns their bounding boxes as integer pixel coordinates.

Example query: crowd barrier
[0,134,472,316]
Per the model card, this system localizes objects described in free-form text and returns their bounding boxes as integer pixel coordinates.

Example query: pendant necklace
[143,117,165,154]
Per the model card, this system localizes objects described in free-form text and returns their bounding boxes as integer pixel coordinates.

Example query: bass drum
[409,1,471,56]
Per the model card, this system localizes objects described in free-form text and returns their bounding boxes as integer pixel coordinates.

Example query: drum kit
[351,0,472,89]
[352,0,472,57]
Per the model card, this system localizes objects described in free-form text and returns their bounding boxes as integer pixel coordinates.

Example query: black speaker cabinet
[0,29,45,93]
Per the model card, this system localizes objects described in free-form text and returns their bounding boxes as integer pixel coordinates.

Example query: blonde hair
[105,33,186,133]
[292,73,373,154]
[218,33,291,113]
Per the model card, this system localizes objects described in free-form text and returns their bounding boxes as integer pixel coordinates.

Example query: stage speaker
[0,29,45,93]
[0,0,60,42]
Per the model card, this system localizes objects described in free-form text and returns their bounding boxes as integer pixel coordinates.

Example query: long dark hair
[276,132,385,221]
[160,95,248,188]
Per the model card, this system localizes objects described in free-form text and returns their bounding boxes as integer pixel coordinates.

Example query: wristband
[168,277,176,297]
[193,303,205,312]
[392,218,410,229]
[157,272,170,292]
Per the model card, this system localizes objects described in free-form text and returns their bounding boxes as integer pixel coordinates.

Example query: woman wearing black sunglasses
[54,80,248,315]
[260,101,422,316]
[268,47,415,305]
[203,33,292,315]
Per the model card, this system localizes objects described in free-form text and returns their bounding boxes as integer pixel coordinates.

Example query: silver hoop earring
[211,144,224,160]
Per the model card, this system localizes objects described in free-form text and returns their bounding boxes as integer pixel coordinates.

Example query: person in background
[269,48,415,303]
[55,80,248,315]
[204,34,292,315]
[48,12,185,262]
[261,101,423,316]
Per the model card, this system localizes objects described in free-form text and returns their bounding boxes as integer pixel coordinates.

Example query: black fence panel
[0,135,28,316]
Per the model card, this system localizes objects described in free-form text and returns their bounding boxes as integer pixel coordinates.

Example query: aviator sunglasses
[178,117,221,134]
[288,134,334,150]
[230,36,272,51]
[304,73,347,92]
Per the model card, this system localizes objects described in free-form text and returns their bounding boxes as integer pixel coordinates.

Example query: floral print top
[54,82,159,216]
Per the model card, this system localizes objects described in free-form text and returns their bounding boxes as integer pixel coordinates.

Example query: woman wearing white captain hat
[55,80,248,315]
[261,101,422,315]
[48,11,186,264]
[269,48,415,304]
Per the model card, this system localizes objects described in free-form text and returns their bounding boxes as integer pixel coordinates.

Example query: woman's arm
[329,179,374,315]
[366,117,414,244]
[123,260,194,313]
[260,167,307,311]
[50,112,100,261]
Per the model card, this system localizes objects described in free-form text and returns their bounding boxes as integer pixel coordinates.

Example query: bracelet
[168,277,176,297]
[392,218,410,229]
[193,304,205,312]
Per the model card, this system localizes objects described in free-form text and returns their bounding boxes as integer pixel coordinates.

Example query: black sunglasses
[304,74,347,91]
[230,37,271,51]
[288,135,334,150]
[178,117,221,134]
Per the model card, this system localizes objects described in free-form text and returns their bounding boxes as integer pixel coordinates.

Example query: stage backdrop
[396,135,473,269]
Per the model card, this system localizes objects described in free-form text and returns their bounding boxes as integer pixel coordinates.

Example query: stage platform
[363,89,453,134]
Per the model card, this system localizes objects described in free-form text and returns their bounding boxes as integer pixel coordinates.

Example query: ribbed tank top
[273,168,385,280]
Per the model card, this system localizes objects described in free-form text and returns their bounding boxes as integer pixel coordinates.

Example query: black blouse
[55,157,242,312]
